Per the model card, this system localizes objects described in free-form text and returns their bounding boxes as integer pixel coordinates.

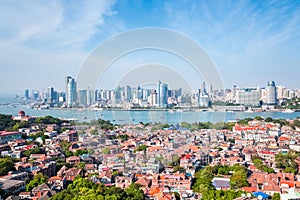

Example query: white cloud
[0,0,116,51]
[0,0,117,94]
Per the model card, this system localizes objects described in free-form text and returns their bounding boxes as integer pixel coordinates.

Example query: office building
[157,81,168,107]
[65,76,77,107]
[236,88,260,106]
[47,87,55,103]
[266,81,277,106]
[24,89,29,99]
[148,90,157,106]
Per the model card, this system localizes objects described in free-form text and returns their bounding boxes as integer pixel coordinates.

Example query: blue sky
[0,0,300,95]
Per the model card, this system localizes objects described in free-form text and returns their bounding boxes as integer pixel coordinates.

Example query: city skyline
[18,77,300,110]
[1,1,300,95]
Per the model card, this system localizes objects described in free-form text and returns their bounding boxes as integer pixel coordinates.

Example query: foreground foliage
[193,165,246,200]
[26,173,48,191]
[0,157,14,176]
[275,152,299,174]
[51,177,145,200]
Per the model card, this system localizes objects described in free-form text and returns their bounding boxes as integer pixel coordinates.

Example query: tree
[0,114,16,131]
[117,134,129,141]
[90,129,98,135]
[136,145,147,152]
[52,177,145,199]
[254,116,264,121]
[192,166,246,200]
[76,162,86,169]
[237,118,253,125]
[23,147,44,157]
[265,117,273,122]
[125,183,145,200]
[230,170,248,189]
[0,157,14,176]
[275,152,299,174]
[74,149,88,156]
[272,193,280,200]
[172,155,180,166]
[12,121,30,130]
[98,119,115,130]
[60,140,71,155]
[26,173,47,191]
[252,156,275,173]
[102,147,110,154]
[293,120,300,128]
[35,116,62,125]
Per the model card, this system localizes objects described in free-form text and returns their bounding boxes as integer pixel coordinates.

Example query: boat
[282,109,294,113]
[245,107,254,113]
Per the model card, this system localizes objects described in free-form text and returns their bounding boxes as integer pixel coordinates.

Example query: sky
[0,0,300,95]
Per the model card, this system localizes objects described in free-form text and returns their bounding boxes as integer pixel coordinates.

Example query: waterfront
[0,103,300,124]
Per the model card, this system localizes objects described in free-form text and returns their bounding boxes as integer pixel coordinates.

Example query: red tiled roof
[0,131,20,136]
[242,187,257,193]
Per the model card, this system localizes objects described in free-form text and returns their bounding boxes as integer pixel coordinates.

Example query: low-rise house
[212,177,231,190]
[47,176,67,191]
[0,171,28,181]
[0,131,23,144]
[99,170,113,184]
[19,191,32,199]
[158,173,191,193]
[63,168,83,182]
[248,172,280,195]
[0,178,26,196]
[31,183,56,200]
[66,156,80,165]
[115,176,132,189]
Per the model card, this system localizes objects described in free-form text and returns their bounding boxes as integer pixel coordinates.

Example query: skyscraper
[65,76,77,107]
[266,81,277,106]
[47,87,55,103]
[157,81,168,107]
[24,89,29,99]
[200,81,207,95]
[79,90,87,106]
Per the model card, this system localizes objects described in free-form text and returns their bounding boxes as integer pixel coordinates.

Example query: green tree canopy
[0,114,17,131]
[272,193,280,200]
[51,177,144,200]
[26,173,48,191]
[0,157,14,176]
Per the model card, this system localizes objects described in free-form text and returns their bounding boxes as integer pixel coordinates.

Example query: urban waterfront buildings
[157,81,168,107]
[21,78,300,110]
[266,81,277,106]
[65,76,77,108]
[236,88,260,106]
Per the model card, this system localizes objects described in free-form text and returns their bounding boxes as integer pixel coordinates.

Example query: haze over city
[0,0,300,95]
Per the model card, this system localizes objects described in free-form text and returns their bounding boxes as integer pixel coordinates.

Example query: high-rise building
[277,86,286,100]
[200,81,207,95]
[157,81,168,107]
[142,89,150,101]
[24,89,29,99]
[47,87,55,103]
[65,76,77,107]
[232,85,237,100]
[86,88,94,106]
[148,90,157,106]
[79,90,87,106]
[78,88,94,107]
[121,86,131,102]
[236,88,260,106]
[266,81,277,106]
